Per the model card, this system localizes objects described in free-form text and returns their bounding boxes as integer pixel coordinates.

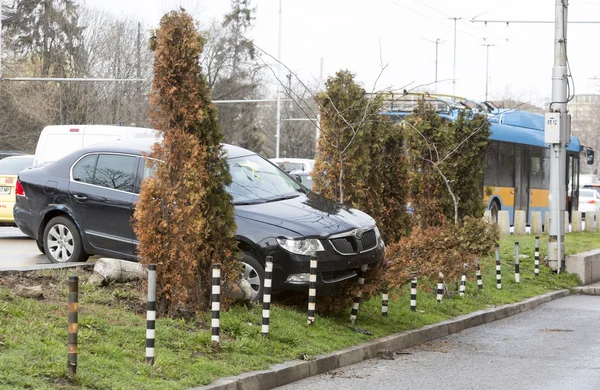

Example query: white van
[32,125,160,166]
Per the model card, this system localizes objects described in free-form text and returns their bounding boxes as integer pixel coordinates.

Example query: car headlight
[276,238,324,255]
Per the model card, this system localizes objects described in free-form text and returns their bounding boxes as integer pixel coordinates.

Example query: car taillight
[15,180,26,197]
[587,200,596,204]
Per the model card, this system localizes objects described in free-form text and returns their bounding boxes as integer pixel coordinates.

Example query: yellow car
[0,154,34,226]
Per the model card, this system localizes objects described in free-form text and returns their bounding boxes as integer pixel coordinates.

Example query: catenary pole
[275,0,282,158]
[546,0,569,273]
[482,43,495,101]
[449,17,462,95]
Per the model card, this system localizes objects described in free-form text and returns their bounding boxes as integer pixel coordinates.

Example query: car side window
[134,157,158,194]
[93,154,138,192]
[72,154,98,184]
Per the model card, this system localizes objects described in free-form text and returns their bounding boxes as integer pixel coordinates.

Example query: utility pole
[1,0,3,95]
[275,0,282,158]
[449,17,462,95]
[545,0,570,273]
[316,57,323,143]
[421,38,442,91]
[481,43,495,101]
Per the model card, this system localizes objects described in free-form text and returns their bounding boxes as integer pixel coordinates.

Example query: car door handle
[73,194,88,200]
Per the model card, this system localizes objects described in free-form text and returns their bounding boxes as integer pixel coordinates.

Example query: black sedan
[14,139,384,299]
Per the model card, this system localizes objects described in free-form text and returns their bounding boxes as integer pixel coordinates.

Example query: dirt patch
[0,268,146,314]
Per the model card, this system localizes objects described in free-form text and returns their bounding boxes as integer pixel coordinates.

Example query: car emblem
[353,229,364,240]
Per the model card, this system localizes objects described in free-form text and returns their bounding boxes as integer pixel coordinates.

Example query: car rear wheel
[241,252,264,302]
[43,216,89,263]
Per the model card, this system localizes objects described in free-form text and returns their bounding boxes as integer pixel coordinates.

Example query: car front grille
[330,237,355,254]
[329,228,378,255]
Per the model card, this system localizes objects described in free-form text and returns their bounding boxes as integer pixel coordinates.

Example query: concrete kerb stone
[192,289,571,390]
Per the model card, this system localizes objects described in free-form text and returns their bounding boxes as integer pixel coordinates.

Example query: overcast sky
[81,0,600,107]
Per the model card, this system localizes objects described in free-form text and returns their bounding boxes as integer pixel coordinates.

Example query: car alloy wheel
[43,216,89,264]
[241,253,264,302]
[47,224,75,263]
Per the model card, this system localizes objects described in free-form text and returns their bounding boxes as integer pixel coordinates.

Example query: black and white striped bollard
[514,242,520,284]
[146,264,157,365]
[496,248,502,289]
[459,270,467,297]
[211,264,221,344]
[476,258,483,290]
[67,275,78,376]
[381,288,389,317]
[436,272,444,303]
[350,266,366,324]
[262,257,273,336]
[410,277,417,312]
[534,236,540,277]
[307,255,317,326]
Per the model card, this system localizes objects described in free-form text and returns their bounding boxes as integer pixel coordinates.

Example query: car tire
[43,216,89,263]
[241,252,264,302]
[36,240,45,254]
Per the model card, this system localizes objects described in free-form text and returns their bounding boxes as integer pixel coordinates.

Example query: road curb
[192,289,570,390]
[574,285,600,296]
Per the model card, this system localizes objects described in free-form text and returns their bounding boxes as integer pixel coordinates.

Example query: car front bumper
[267,239,385,294]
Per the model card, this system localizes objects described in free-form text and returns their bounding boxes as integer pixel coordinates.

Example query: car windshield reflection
[226,155,305,205]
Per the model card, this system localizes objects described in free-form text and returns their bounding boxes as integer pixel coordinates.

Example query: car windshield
[227,155,304,204]
[0,157,33,175]
[278,162,305,172]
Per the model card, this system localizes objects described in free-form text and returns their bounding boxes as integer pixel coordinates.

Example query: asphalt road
[278,295,600,390]
[0,226,47,268]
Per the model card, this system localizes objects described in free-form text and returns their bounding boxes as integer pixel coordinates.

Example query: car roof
[0,150,27,158]
[73,138,256,159]
[2,154,34,160]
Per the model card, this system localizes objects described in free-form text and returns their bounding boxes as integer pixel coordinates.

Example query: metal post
[262,257,273,336]
[381,288,389,317]
[1,0,3,83]
[476,258,483,290]
[67,275,79,376]
[435,39,439,88]
[410,277,417,312]
[307,255,317,325]
[535,236,540,276]
[496,248,502,289]
[483,44,495,101]
[275,0,282,158]
[211,264,221,345]
[547,0,569,273]
[146,264,156,365]
[349,266,366,324]
[514,242,521,284]
[449,17,462,95]
[459,271,467,296]
[436,272,444,303]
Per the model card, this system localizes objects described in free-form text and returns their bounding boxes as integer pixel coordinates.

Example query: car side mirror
[587,149,595,165]
[294,174,302,183]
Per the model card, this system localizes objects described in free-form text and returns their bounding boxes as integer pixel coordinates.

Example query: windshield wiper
[233,199,266,205]
[264,194,300,203]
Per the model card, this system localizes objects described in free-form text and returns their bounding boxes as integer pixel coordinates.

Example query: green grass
[0,231,597,389]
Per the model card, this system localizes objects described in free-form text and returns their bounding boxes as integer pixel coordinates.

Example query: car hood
[234,192,375,238]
